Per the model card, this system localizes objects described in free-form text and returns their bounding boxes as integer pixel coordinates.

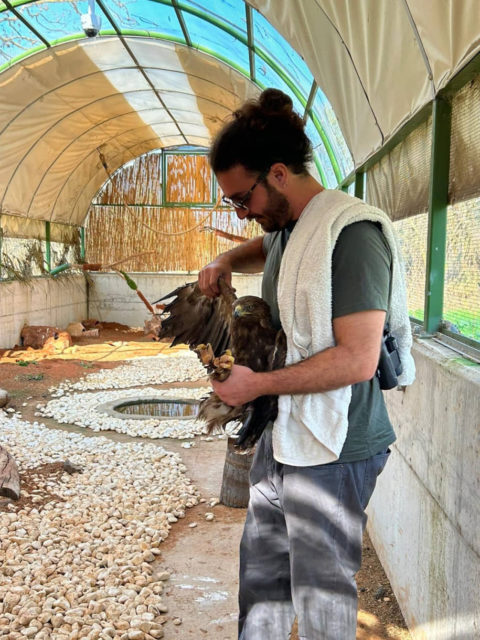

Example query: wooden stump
[220,436,254,508]
[0,445,20,500]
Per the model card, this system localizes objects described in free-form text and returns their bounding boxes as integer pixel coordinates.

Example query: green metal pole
[45,221,51,273]
[354,171,365,200]
[424,97,451,334]
[80,227,85,261]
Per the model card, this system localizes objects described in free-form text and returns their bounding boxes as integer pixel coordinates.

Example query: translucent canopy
[1,0,479,227]
[0,0,351,226]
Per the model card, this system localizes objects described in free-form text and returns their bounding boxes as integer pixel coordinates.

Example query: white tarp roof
[0,0,479,227]
[251,0,480,164]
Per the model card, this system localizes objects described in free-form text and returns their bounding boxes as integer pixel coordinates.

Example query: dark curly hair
[209,88,312,175]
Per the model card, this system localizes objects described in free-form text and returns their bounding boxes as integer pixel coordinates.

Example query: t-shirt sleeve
[332,221,392,319]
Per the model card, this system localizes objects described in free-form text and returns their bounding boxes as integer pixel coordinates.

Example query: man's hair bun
[210,88,312,175]
[259,88,294,116]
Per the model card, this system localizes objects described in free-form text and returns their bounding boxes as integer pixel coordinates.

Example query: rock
[82,328,99,338]
[66,322,85,337]
[82,319,100,329]
[374,586,386,600]
[144,315,162,339]
[62,460,84,475]
[20,325,59,349]
[0,389,9,408]
[156,572,170,582]
[44,331,72,353]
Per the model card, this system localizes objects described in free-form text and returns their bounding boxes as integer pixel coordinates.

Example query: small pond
[115,399,200,418]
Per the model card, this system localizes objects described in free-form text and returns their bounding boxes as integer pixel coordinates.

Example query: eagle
[155,278,286,449]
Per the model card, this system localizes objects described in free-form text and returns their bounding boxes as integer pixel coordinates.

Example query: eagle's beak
[233,305,245,318]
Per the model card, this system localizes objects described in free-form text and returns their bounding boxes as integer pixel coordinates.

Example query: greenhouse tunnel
[0,0,479,637]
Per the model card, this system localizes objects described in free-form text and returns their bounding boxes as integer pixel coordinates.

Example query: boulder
[43,331,73,353]
[21,325,59,349]
[0,389,9,408]
[82,318,101,329]
[144,314,162,339]
[66,322,85,337]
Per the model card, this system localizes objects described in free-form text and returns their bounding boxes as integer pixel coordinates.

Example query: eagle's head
[232,296,272,322]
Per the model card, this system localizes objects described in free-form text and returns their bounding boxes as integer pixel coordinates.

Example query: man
[199,88,414,639]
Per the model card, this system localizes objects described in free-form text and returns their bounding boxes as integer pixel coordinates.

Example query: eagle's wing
[155,278,236,356]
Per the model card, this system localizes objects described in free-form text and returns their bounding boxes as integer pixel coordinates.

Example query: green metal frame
[337,52,480,349]
[424,97,451,334]
[354,171,365,200]
[44,221,51,273]
[80,227,85,262]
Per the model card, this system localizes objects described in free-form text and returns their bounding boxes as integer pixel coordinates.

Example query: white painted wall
[367,339,480,639]
[0,276,87,348]
[87,272,263,327]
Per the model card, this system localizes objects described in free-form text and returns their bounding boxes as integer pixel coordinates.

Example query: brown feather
[155,281,286,449]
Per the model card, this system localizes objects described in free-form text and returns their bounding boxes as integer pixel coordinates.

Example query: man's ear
[269,163,289,189]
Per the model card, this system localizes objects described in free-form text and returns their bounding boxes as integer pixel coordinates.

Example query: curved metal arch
[0,54,244,139]
[49,124,188,221]
[21,85,236,216]
[70,137,174,224]
[5,87,232,211]
[0,2,343,183]
[25,112,177,215]
[4,95,164,206]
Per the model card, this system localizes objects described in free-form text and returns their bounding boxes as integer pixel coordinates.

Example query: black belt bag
[376,322,403,390]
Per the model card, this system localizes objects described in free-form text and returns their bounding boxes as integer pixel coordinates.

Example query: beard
[248,183,293,232]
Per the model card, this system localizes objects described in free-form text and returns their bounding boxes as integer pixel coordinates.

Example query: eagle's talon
[211,351,235,381]
[194,343,215,368]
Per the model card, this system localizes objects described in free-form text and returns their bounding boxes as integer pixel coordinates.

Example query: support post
[80,226,86,261]
[45,221,51,273]
[354,171,365,200]
[424,97,451,334]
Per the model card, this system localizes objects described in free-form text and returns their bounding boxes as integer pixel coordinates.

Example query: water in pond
[115,400,200,418]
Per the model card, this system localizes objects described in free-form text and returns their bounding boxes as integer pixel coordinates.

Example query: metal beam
[96,0,188,146]
[80,226,85,261]
[44,221,51,273]
[424,96,451,334]
[354,171,365,200]
[2,0,51,48]
[171,0,192,47]
[245,4,255,82]
[303,81,317,123]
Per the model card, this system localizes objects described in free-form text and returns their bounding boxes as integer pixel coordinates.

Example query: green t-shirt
[262,220,396,463]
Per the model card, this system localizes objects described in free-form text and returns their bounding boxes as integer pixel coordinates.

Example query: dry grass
[86,151,260,272]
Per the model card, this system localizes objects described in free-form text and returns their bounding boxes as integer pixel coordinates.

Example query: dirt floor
[0,324,411,639]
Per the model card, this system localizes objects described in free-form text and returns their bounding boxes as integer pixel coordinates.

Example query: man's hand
[211,364,260,406]
[198,257,232,298]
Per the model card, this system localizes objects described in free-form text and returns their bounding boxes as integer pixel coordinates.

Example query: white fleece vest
[273,189,415,466]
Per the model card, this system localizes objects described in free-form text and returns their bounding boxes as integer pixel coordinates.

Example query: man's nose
[234,206,249,219]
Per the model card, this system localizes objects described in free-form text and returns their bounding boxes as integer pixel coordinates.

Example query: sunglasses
[221,167,270,211]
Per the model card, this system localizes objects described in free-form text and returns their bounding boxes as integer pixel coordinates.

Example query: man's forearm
[211,310,385,407]
[218,236,266,273]
[254,344,375,397]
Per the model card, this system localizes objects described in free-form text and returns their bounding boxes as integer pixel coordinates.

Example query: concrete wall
[0,275,87,348]
[87,272,263,326]
[367,339,480,639]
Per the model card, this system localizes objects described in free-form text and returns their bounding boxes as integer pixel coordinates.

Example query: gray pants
[238,426,390,640]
